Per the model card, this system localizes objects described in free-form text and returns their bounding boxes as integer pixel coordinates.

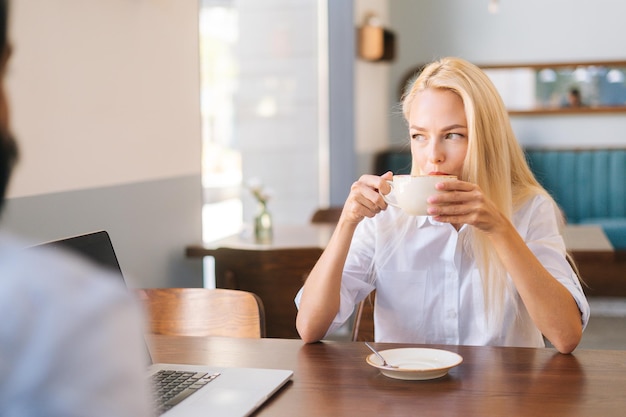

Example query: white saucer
[366,347,463,380]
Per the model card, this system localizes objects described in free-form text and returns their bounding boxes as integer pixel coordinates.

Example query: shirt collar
[416,216,468,232]
[416,216,444,228]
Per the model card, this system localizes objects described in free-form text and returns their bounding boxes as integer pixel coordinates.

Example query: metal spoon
[365,342,398,368]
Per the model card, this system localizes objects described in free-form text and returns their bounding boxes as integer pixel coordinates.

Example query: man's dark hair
[0,0,17,212]
[0,0,6,50]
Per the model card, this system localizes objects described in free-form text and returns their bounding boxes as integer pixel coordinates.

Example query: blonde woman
[295,57,588,354]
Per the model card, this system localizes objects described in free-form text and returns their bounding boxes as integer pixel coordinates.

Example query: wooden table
[148,335,626,417]
[186,224,335,255]
[562,224,614,262]
[564,225,624,296]
[187,223,613,260]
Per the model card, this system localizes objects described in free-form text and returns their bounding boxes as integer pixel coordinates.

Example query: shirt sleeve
[520,195,590,329]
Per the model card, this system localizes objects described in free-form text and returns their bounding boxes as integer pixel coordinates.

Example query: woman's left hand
[426,179,507,234]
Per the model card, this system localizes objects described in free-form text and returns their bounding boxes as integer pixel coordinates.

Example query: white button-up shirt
[296,194,589,347]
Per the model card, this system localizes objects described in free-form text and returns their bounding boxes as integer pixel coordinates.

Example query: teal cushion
[374,149,412,175]
[526,149,626,224]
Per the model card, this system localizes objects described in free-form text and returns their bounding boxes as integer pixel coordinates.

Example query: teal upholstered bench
[374,148,412,175]
[373,147,626,249]
[525,148,626,250]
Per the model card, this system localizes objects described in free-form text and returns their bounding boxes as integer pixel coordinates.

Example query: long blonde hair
[402,57,558,320]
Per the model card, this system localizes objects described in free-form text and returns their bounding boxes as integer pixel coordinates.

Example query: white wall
[3,0,203,288]
[387,0,626,150]
[354,0,391,175]
[7,0,201,198]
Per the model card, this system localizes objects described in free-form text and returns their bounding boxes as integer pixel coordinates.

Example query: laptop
[34,230,293,417]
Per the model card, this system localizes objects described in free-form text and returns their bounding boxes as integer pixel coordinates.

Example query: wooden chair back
[351,290,375,342]
[139,288,266,338]
[310,207,342,224]
[212,247,323,338]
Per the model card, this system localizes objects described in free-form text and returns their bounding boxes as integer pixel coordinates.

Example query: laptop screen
[40,230,125,281]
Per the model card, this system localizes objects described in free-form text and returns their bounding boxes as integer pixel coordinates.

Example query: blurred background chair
[310,207,342,224]
[351,290,375,342]
[211,247,323,338]
[139,288,266,338]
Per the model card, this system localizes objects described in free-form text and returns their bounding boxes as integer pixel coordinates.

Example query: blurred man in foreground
[0,1,152,415]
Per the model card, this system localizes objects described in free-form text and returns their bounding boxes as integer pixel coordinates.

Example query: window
[199,0,242,243]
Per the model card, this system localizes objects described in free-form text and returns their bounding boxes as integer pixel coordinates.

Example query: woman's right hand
[341,171,393,224]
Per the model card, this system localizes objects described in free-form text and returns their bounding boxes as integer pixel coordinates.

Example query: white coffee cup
[382,175,456,216]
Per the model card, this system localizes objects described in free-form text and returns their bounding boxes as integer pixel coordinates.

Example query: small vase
[254,203,273,243]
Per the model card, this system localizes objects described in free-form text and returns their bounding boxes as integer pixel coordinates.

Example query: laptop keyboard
[151,369,221,415]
